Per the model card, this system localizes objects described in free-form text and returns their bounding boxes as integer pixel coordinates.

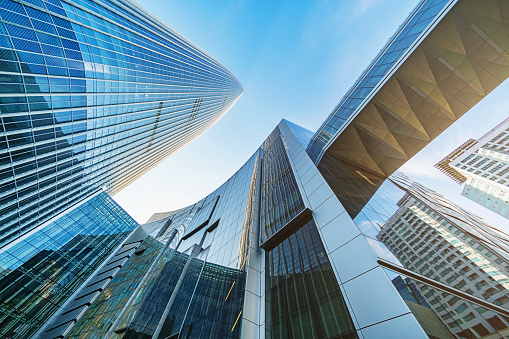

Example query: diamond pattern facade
[324,0,509,178]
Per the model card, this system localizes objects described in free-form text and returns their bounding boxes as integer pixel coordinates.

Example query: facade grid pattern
[0,191,138,338]
[0,0,242,248]
[435,119,509,219]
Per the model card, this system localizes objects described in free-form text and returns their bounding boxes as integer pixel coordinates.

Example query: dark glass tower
[0,0,243,248]
[60,120,509,339]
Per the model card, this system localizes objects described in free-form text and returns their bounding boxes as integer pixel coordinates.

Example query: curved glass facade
[62,122,360,339]
[62,119,509,339]
[2,0,508,337]
[0,0,243,248]
[260,127,305,242]
[62,150,259,339]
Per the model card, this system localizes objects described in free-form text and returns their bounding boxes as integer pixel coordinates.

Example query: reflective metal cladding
[0,0,243,248]
[56,122,360,339]
[61,119,509,339]
[50,0,509,337]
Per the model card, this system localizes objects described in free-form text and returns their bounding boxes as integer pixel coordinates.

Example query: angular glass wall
[67,151,260,339]
[266,220,357,339]
[65,122,361,339]
[259,125,357,338]
[0,0,243,248]
[66,205,199,339]
[260,127,305,243]
[0,191,138,339]
[334,168,509,338]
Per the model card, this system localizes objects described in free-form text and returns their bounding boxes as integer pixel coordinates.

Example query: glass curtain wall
[0,191,138,339]
[0,0,243,248]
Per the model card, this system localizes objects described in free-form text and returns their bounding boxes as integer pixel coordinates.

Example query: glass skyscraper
[53,120,509,339]
[0,0,243,248]
[0,0,242,337]
[377,174,509,337]
[435,118,509,219]
[4,0,509,337]
[0,191,138,338]
[46,0,509,338]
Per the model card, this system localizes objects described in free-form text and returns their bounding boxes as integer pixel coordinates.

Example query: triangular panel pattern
[327,0,509,177]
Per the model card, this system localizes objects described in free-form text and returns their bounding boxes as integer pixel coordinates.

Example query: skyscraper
[0,191,139,338]
[378,173,509,337]
[6,0,509,337]
[0,0,243,249]
[45,119,509,339]
[46,0,509,337]
[0,0,242,337]
[34,0,509,337]
[435,118,509,219]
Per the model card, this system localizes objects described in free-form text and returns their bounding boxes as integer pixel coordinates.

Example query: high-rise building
[0,0,243,249]
[0,0,242,337]
[0,191,139,338]
[435,118,509,219]
[378,173,509,338]
[5,0,509,337]
[38,0,509,338]
[44,120,360,339]
[45,119,509,339]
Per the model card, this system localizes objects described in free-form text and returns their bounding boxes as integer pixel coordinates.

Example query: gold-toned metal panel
[325,0,509,178]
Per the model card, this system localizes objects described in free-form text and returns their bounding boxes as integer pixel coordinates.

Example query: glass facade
[260,125,356,338]
[260,127,305,242]
[60,118,509,339]
[307,0,453,162]
[3,0,507,336]
[63,123,360,339]
[266,220,357,339]
[64,150,260,338]
[0,191,138,339]
[0,0,243,248]
[336,169,509,338]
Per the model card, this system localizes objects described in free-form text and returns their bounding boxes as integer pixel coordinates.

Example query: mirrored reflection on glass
[68,151,260,339]
[260,127,305,243]
[318,154,388,219]
[266,220,357,339]
[345,172,509,315]
[384,268,509,338]
[0,192,137,339]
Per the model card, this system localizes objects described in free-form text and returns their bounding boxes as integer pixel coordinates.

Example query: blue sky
[114,0,509,231]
